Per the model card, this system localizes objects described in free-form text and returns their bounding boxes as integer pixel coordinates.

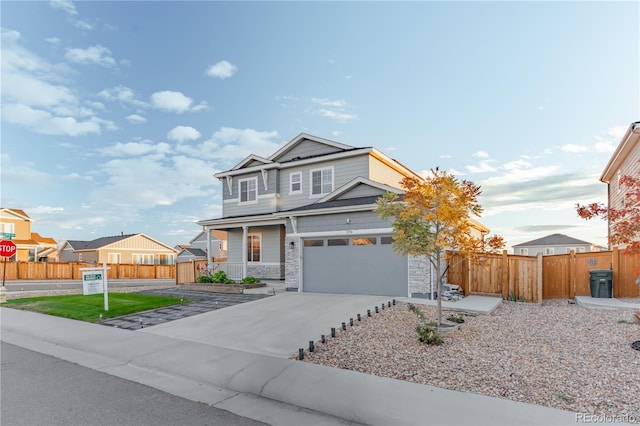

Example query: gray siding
[369,156,406,189]
[278,155,370,211]
[336,184,385,200]
[222,170,278,217]
[276,139,344,162]
[225,226,284,263]
[610,140,640,210]
[295,211,391,234]
[514,244,593,256]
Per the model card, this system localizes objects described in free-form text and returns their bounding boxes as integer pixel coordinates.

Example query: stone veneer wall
[408,255,451,295]
[247,263,284,280]
[284,236,300,288]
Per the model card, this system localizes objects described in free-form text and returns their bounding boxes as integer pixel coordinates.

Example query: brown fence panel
[469,253,503,295]
[46,262,73,280]
[155,265,175,279]
[543,254,571,299]
[616,249,640,298]
[574,251,613,296]
[0,260,18,280]
[176,260,207,284]
[446,252,468,293]
[136,265,155,279]
[17,262,46,280]
[507,256,540,302]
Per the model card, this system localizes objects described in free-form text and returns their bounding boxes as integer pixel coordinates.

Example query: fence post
[536,253,543,304]
[612,247,619,298]
[501,250,509,300]
[568,250,576,299]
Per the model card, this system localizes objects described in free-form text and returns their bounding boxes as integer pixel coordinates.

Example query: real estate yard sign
[80,263,110,310]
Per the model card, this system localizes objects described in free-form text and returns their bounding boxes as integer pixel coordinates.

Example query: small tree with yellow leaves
[376,169,485,327]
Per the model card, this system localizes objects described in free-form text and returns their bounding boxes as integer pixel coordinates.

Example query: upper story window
[239,177,258,204]
[290,172,302,194]
[0,222,15,236]
[310,167,333,197]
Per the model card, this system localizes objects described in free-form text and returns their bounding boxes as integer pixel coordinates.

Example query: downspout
[206,227,212,269]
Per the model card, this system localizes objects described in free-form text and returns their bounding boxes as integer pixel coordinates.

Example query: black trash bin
[589,269,613,298]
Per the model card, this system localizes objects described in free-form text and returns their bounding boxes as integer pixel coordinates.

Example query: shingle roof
[285,196,382,212]
[67,234,138,250]
[513,233,592,247]
[181,248,207,257]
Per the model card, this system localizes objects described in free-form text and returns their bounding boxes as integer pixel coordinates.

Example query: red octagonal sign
[0,240,17,258]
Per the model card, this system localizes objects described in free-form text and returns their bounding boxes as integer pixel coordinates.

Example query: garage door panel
[303,236,407,296]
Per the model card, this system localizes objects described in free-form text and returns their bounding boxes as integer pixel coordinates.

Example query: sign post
[0,239,17,303]
[80,263,110,311]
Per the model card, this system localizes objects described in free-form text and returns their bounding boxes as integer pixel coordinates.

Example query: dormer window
[310,167,333,197]
[239,177,258,204]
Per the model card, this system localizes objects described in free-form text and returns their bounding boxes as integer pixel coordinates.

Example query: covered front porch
[198,216,287,280]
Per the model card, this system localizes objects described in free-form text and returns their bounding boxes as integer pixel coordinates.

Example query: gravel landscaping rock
[303,299,640,422]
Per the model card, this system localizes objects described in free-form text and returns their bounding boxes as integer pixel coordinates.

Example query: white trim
[224,193,276,204]
[309,166,334,198]
[289,171,303,195]
[232,154,273,171]
[226,176,233,194]
[261,169,269,191]
[239,177,258,204]
[317,176,401,203]
[291,228,394,238]
[268,132,354,162]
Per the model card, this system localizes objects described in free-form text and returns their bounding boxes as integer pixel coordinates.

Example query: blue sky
[1,0,638,251]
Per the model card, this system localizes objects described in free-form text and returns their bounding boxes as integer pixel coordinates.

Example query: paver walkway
[100,289,271,330]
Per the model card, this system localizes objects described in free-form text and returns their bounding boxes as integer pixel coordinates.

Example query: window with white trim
[0,223,15,235]
[239,177,258,203]
[289,172,302,194]
[133,254,154,264]
[108,253,121,264]
[519,248,528,255]
[545,247,555,255]
[158,254,174,265]
[247,233,261,262]
[310,167,333,196]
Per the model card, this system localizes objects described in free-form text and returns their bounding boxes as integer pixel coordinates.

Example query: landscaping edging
[178,283,266,294]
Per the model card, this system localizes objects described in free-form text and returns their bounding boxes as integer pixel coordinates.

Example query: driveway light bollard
[388,301,391,308]
[321,334,326,344]
[367,309,371,317]
[99,313,103,323]
[392,299,396,306]
[139,317,143,328]
[331,327,336,338]
[298,348,304,360]
[350,318,354,326]
[381,303,385,310]
[357,313,361,321]
[375,306,379,313]
[342,322,346,331]
[309,341,315,352]
[181,298,184,306]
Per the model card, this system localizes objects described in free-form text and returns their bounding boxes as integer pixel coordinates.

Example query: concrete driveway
[140,292,393,358]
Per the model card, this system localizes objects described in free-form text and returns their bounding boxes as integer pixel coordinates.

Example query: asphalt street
[0,341,267,426]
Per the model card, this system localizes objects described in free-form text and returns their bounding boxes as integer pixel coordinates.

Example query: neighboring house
[0,208,58,261]
[513,233,605,256]
[176,230,227,263]
[197,133,489,297]
[600,121,640,248]
[59,233,177,264]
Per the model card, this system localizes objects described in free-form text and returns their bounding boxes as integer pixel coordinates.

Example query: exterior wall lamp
[289,241,295,249]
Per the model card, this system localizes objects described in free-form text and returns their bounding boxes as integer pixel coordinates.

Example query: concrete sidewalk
[575,296,640,310]
[1,306,578,426]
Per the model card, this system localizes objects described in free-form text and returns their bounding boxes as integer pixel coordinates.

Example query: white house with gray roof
[512,233,605,256]
[197,133,489,297]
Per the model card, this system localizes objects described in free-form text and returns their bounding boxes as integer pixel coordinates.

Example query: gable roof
[64,233,176,252]
[231,154,273,171]
[178,247,207,257]
[513,233,593,247]
[0,208,32,222]
[268,133,355,162]
[601,121,640,182]
[316,177,403,204]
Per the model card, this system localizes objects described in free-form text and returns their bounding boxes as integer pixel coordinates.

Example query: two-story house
[600,121,640,248]
[0,208,58,261]
[197,133,489,297]
[512,233,605,256]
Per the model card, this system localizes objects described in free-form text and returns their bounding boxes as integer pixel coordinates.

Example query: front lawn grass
[2,293,188,323]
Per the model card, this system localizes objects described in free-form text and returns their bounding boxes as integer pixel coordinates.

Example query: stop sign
[0,240,17,258]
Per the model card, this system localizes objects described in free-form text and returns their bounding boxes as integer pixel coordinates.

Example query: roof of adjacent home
[513,233,592,247]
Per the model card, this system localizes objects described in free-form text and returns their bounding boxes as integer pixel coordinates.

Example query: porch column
[206,227,212,270]
[242,225,248,278]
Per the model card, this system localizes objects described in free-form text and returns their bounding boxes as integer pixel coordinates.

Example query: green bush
[212,270,235,284]
[241,276,260,284]
[408,304,443,345]
[196,270,215,283]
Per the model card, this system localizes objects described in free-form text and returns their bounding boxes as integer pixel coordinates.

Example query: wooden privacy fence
[0,261,175,281]
[175,260,237,284]
[447,248,640,303]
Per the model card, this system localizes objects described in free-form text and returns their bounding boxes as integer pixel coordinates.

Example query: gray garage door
[302,235,408,296]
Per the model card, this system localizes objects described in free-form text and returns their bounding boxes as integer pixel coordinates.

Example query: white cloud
[473,151,489,158]
[49,0,77,16]
[46,37,61,45]
[98,86,147,107]
[1,103,101,136]
[318,109,358,122]
[594,140,616,153]
[561,144,588,153]
[607,125,627,139]
[126,114,146,124]
[175,127,280,161]
[167,126,201,143]
[312,98,347,108]
[205,60,237,79]
[466,161,497,173]
[65,45,116,67]
[103,141,171,158]
[150,90,193,113]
